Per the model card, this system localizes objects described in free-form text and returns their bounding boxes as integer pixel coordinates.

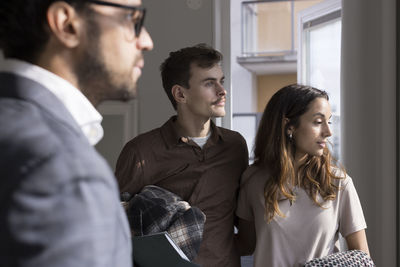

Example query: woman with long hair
[235,84,370,266]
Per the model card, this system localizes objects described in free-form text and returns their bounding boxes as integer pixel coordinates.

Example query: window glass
[242,0,323,57]
[304,18,342,159]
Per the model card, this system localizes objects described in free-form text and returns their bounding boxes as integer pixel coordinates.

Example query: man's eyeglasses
[86,0,146,37]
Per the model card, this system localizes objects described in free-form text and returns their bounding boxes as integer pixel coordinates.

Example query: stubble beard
[211,106,226,118]
[75,21,137,106]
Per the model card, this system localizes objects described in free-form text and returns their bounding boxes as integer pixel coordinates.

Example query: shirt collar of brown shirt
[160,116,225,150]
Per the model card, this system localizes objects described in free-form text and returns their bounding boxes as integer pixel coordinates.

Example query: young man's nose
[216,84,226,96]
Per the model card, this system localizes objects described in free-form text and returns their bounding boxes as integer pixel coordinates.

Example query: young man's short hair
[159,43,223,110]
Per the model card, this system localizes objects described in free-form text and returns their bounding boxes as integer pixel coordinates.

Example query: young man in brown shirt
[115,44,248,267]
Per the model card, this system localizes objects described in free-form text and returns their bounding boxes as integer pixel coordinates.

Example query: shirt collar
[0,58,103,145]
[161,116,224,149]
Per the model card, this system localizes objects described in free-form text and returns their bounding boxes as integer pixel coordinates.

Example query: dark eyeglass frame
[85,0,146,37]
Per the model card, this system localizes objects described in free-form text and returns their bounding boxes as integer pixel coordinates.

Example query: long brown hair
[254,84,345,222]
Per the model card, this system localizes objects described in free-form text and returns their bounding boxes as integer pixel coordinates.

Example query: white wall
[231,1,257,114]
[341,0,397,266]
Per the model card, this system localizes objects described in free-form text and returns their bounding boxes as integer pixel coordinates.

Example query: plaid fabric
[304,250,375,267]
[123,185,205,261]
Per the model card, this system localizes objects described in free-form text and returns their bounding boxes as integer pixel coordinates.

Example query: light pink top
[236,166,367,267]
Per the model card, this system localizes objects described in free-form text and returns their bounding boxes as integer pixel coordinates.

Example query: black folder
[132,232,200,267]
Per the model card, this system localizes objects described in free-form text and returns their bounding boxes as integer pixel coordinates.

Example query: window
[241,0,322,57]
[298,0,342,159]
[238,0,323,77]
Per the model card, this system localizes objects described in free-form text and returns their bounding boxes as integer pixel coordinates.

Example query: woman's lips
[317,141,326,148]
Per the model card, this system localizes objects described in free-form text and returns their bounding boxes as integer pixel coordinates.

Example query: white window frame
[297,0,342,83]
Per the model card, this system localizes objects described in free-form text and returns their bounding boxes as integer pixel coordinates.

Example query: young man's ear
[171,84,186,105]
[46,2,83,48]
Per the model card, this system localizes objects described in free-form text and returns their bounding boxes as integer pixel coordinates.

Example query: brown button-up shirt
[115,116,248,267]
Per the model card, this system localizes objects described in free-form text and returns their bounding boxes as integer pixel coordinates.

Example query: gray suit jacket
[0,73,132,267]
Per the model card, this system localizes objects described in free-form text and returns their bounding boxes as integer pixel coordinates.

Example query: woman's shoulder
[330,167,353,187]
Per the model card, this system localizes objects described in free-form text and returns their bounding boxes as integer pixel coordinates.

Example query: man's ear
[171,85,186,104]
[46,2,82,48]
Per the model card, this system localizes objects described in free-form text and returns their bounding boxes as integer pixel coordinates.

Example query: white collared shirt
[0,58,103,146]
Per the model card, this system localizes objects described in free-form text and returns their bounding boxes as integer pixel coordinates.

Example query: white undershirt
[0,58,103,146]
[188,130,212,148]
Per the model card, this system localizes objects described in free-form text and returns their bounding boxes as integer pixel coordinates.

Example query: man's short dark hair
[0,0,87,63]
[159,43,223,110]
